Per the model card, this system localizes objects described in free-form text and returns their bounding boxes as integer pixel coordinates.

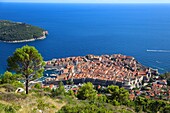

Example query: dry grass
[0,88,6,93]
[16,93,66,113]
[0,100,12,106]
[0,91,66,113]
[0,84,66,113]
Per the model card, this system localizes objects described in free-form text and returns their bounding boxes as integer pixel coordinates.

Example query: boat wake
[156,61,162,63]
[146,49,170,53]
[152,65,164,70]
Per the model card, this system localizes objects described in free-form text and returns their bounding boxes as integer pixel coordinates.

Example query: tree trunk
[26,76,29,94]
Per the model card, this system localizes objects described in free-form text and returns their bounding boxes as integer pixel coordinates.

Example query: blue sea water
[0,3,170,74]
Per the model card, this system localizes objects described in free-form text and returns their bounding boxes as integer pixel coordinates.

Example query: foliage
[134,96,148,112]
[34,83,41,89]
[77,82,97,100]
[58,103,113,113]
[57,82,66,95]
[43,87,51,92]
[67,90,75,97]
[7,45,45,78]
[160,105,170,113]
[58,99,135,113]
[0,103,20,113]
[133,96,169,113]
[11,81,24,88]
[0,20,46,41]
[51,82,66,97]
[147,100,166,113]
[7,45,45,94]
[0,71,24,89]
[0,71,13,84]
[37,99,50,110]
[0,71,21,84]
[106,85,129,105]
[0,81,169,113]
[0,90,63,113]
[96,94,107,103]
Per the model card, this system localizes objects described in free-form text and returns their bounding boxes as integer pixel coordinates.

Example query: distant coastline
[1,31,48,43]
[0,20,48,43]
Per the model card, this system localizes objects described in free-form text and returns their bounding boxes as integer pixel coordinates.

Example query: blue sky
[2,0,170,3]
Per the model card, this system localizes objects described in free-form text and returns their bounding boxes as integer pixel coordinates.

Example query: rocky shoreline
[1,31,48,43]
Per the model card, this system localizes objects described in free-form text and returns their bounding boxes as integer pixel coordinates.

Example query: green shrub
[43,87,51,92]
[12,81,24,88]
[160,105,170,113]
[0,103,20,113]
[58,102,114,113]
[34,83,41,89]
[51,82,65,97]
[67,90,75,97]
[37,99,49,110]
[112,100,120,106]
[77,82,97,100]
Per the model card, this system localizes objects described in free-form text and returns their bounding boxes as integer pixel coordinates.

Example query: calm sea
[0,3,170,74]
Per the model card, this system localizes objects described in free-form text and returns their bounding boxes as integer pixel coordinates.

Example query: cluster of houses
[41,54,170,100]
[44,54,158,90]
[129,78,170,100]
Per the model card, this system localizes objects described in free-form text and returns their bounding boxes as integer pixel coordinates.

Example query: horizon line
[1,1,170,4]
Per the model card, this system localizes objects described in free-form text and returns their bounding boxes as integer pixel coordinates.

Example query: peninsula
[44,54,159,89]
[0,20,48,43]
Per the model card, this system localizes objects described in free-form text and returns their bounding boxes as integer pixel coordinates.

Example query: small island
[0,20,48,43]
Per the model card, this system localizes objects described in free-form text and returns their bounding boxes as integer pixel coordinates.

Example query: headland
[0,20,48,43]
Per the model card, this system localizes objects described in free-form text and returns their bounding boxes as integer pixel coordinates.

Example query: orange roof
[138,71,146,75]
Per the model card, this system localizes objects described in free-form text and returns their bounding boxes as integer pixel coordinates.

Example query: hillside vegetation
[0,84,66,113]
[0,84,135,113]
[0,45,170,113]
[0,20,46,42]
[0,71,135,113]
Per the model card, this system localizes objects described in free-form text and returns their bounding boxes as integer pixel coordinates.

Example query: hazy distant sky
[2,0,170,3]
